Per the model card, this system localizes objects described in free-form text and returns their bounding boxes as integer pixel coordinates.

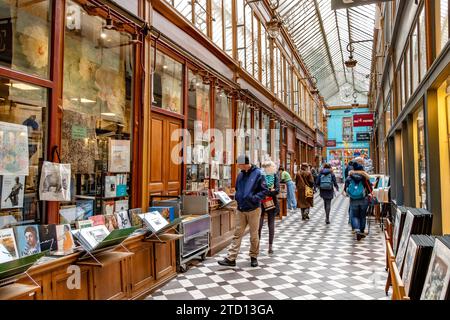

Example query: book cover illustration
[138,212,169,233]
[39,161,71,202]
[115,200,128,212]
[1,176,25,209]
[104,214,119,232]
[108,140,130,173]
[14,225,41,257]
[102,200,115,216]
[55,224,75,255]
[38,225,57,252]
[79,225,110,251]
[76,199,94,220]
[149,207,175,223]
[116,174,128,197]
[89,215,105,226]
[129,208,143,228]
[0,122,29,176]
[115,211,131,229]
[76,220,94,230]
[0,228,19,263]
[104,175,117,198]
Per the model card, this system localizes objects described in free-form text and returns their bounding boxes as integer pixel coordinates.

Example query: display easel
[144,218,184,243]
[75,227,138,264]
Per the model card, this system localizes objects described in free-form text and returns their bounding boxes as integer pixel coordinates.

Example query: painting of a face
[25,231,36,248]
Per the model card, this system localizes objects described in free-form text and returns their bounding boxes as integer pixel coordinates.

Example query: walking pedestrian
[218,155,269,267]
[295,163,315,220]
[316,164,339,225]
[344,160,355,224]
[344,161,373,241]
[259,161,280,255]
[279,166,297,212]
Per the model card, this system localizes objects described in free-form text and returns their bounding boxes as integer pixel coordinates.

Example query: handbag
[262,196,276,211]
[300,174,314,199]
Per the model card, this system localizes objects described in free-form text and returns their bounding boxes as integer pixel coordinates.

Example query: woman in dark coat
[295,163,315,220]
[259,161,280,254]
[315,163,339,225]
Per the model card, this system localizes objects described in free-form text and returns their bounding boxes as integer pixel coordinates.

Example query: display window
[152,49,184,115]
[186,69,211,192]
[0,0,52,79]
[61,1,134,220]
[262,112,271,162]
[414,107,427,209]
[419,6,427,81]
[273,120,281,166]
[0,78,47,227]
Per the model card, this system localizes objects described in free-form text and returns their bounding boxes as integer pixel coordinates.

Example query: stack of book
[138,212,169,233]
[72,225,110,251]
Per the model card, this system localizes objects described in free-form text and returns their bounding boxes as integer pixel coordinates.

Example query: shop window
[253,109,261,166]
[262,112,271,161]
[186,70,211,192]
[343,117,353,142]
[419,6,427,81]
[237,102,251,161]
[212,0,224,49]
[152,50,184,115]
[411,24,419,93]
[214,87,232,192]
[0,0,51,78]
[62,1,134,217]
[0,78,47,227]
[415,108,427,209]
[438,0,449,56]
[273,121,281,166]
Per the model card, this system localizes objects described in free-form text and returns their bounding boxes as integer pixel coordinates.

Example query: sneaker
[356,233,363,241]
[251,257,258,267]
[218,258,236,267]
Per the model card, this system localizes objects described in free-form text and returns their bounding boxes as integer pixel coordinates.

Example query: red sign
[326,140,336,147]
[353,114,374,127]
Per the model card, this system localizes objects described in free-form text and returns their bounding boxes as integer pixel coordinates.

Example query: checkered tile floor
[146,191,390,300]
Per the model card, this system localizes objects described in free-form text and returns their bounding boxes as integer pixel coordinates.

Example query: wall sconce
[105,8,115,30]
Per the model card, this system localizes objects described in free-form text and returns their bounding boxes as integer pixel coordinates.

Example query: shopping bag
[39,161,71,201]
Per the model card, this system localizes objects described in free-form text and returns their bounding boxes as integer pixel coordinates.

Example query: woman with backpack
[295,163,315,220]
[344,162,373,241]
[259,161,280,255]
[316,164,339,225]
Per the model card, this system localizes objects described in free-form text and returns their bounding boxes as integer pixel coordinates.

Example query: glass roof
[277,0,376,105]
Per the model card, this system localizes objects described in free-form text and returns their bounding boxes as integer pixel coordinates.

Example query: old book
[76,220,94,230]
[115,211,131,229]
[79,225,110,251]
[104,214,119,232]
[14,225,41,257]
[0,228,19,263]
[89,215,105,226]
[138,212,169,233]
[38,225,57,252]
[55,224,75,255]
[102,200,115,216]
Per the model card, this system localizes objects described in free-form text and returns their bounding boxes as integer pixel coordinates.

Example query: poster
[0,121,29,176]
[1,176,25,209]
[39,161,71,202]
[109,139,131,172]
[211,161,220,180]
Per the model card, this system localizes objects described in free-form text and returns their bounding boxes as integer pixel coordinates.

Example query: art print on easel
[0,121,29,176]
[109,140,130,173]
[1,176,25,209]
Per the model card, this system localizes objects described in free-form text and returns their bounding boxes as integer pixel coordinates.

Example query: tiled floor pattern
[146,191,389,300]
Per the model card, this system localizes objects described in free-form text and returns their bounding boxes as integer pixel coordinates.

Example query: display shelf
[0,283,40,300]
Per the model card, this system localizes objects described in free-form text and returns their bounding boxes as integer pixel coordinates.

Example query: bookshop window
[415,108,427,209]
[419,7,427,81]
[152,49,184,115]
[214,87,232,191]
[62,1,134,220]
[186,70,211,192]
[262,112,271,161]
[212,0,224,49]
[0,78,47,227]
[0,0,51,78]
[253,109,261,166]
[438,0,449,56]
[237,101,251,160]
[273,121,281,166]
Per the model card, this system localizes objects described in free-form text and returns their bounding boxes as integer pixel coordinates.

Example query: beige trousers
[227,207,262,261]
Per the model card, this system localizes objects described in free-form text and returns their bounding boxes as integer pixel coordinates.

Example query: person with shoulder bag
[316,163,339,225]
[295,163,315,220]
[259,161,280,255]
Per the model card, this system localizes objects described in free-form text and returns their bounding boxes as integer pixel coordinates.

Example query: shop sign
[353,114,374,127]
[72,125,87,140]
[326,140,337,147]
[357,132,371,141]
[316,131,325,146]
[331,0,392,10]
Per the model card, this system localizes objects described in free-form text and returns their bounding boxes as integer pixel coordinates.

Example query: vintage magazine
[108,140,131,173]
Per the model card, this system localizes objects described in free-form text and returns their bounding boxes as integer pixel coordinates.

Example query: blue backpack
[347,179,366,200]
[319,174,333,190]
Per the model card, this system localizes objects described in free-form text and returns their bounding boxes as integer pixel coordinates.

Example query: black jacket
[316,169,339,200]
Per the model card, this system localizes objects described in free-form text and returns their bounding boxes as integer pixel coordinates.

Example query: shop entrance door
[149,113,183,197]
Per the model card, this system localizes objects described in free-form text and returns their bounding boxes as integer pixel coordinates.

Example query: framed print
[1,176,25,209]
[421,239,450,300]
[393,208,404,255]
[211,161,219,180]
[0,121,29,176]
[108,140,131,173]
[396,210,414,270]
[403,236,419,295]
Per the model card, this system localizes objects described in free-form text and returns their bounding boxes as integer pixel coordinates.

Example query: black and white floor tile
[146,191,389,300]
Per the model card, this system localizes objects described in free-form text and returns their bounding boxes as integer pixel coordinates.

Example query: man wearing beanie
[218,155,269,267]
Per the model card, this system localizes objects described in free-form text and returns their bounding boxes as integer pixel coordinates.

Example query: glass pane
[245,6,252,75]
[194,0,207,35]
[262,112,271,161]
[253,15,259,79]
[411,25,419,93]
[212,0,223,49]
[152,50,184,114]
[224,0,233,56]
[63,1,134,218]
[174,0,193,22]
[186,70,211,191]
[110,0,139,15]
[439,0,449,55]
[0,78,47,227]
[416,108,427,209]
[236,102,251,161]
[419,7,427,81]
[0,0,51,78]
[214,88,232,191]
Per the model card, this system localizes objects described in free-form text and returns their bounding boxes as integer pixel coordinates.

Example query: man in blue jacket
[218,155,269,268]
